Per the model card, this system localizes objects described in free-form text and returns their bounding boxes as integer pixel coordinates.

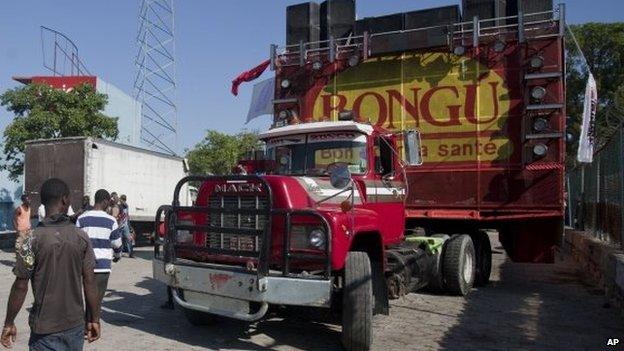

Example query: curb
[565,229,624,314]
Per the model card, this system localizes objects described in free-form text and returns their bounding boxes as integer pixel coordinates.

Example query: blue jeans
[121,224,133,256]
[29,325,84,351]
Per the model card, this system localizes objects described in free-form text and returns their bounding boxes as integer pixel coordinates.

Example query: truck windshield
[265,133,368,176]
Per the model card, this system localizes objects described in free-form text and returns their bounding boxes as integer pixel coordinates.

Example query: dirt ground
[1,233,623,351]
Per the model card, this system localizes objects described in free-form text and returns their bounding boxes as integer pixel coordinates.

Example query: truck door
[370,136,405,244]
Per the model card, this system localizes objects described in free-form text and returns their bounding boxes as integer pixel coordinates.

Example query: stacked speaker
[285,0,553,54]
[320,0,356,41]
[286,0,355,47]
[462,0,553,25]
[286,2,320,46]
[356,6,460,55]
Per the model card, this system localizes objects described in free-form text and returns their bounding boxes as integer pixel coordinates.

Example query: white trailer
[24,137,191,241]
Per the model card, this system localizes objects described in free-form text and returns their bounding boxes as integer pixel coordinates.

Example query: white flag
[246,77,274,124]
[577,73,598,163]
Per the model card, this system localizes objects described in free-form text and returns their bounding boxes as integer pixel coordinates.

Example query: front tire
[442,235,476,296]
[342,252,373,351]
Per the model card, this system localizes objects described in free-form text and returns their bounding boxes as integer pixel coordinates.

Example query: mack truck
[153,1,566,350]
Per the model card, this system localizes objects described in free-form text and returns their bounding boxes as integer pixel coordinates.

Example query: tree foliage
[186,130,261,175]
[566,22,624,158]
[0,83,118,181]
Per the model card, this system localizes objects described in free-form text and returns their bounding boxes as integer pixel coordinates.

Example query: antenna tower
[134,0,178,154]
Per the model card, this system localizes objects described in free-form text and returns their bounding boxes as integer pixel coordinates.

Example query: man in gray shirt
[1,178,101,350]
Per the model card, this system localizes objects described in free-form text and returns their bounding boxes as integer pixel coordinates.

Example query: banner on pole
[246,77,274,124]
[577,73,598,163]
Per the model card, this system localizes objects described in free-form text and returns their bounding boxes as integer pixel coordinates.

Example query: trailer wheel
[182,307,215,326]
[442,235,475,296]
[342,252,373,351]
[472,231,492,286]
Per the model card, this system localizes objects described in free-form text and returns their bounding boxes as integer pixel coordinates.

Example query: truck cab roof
[258,121,376,140]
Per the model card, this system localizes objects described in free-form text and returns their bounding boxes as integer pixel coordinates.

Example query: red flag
[231,59,271,96]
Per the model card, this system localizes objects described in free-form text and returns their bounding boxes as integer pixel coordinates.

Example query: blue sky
[0,0,622,153]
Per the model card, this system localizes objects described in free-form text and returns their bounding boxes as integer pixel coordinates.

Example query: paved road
[1,235,623,351]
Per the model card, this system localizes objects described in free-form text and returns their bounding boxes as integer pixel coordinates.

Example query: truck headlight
[309,229,326,249]
[290,225,326,250]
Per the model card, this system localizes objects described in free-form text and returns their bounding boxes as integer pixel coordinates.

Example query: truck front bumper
[153,258,332,321]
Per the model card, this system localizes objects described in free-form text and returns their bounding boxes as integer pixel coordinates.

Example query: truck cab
[154,120,475,351]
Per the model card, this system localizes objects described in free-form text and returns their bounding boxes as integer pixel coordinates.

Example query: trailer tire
[442,235,475,296]
[182,307,215,326]
[473,231,492,286]
[342,252,373,351]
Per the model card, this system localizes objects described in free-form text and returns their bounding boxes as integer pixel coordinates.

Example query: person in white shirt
[76,189,122,322]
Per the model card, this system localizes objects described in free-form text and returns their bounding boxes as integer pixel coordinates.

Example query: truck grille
[207,194,268,253]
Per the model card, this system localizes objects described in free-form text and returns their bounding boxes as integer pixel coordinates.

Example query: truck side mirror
[328,163,352,189]
[403,130,423,166]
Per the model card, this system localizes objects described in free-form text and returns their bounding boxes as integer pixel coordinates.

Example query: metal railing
[567,126,624,248]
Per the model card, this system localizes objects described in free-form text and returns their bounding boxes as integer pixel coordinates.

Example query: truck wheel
[182,307,215,326]
[472,231,492,286]
[342,252,373,351]
[442,235,476,296]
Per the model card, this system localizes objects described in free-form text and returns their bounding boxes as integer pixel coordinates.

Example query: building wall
[96,78,141,147]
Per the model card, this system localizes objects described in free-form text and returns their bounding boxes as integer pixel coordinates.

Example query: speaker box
[354,13,403,35]
[519,0,553,21]
[462,0,507,27]
[320,0,355,41]
[403,5,461,48]
[286,2,320,46]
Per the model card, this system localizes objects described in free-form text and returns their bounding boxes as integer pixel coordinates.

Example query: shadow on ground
[101,277,342,350]
[438,254,624,351]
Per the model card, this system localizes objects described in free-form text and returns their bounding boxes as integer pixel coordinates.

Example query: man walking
[1,178,101,350]
[76,189,123,322]
[118,195,133,258]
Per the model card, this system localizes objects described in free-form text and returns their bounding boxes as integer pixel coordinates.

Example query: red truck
[153,2,566,350]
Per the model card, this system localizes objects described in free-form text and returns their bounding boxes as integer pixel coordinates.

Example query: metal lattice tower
[134,0,178,154]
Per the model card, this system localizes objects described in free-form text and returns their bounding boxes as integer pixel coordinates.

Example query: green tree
[186,130,260,175]
[0,83,119,181]
[566,23,624,158]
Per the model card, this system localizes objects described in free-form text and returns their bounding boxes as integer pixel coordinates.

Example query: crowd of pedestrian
[1,179,135,350]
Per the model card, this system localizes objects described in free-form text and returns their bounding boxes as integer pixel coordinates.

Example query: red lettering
[464,82,500,124]
[321,94,347,121]
[386,88,421,129]
[420,86,462,127]
[352,92,387,126]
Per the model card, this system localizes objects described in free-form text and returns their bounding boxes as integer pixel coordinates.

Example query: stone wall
[565,229,624,314]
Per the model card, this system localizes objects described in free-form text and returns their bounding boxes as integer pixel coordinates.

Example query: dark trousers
[86,272,110,322]
[29,325,84,351]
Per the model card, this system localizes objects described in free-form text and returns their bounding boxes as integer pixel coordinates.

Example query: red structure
[13,76,97,91]
[272,7,566,263]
